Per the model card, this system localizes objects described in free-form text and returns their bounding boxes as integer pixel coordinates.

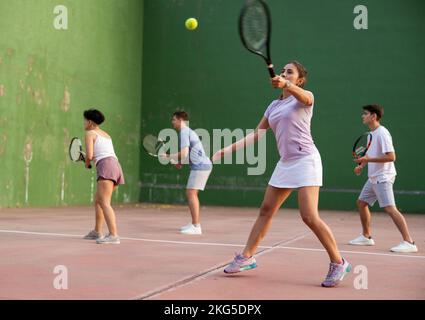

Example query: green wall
[140,0,425,213]
[0,0,143,207]
[1,0,423,213]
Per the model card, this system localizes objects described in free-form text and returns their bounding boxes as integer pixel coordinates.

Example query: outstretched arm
[211,117,269,162]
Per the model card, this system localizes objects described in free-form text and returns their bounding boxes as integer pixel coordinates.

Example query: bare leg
[357,199,372,238]
[384,206,414,243]
[298,186,342,264]
[94,201,105,233]
[242,186,292,257]
[96,180,118,236]
[186,189,200,225]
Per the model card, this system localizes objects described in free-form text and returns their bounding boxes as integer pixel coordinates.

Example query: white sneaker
[96,234,120,244]
[180,223,193,231]
[390,241,418,253]
[180,224,202,235]
[349,235,375,246]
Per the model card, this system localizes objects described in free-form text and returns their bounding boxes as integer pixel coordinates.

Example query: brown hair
[284,60,308,88]
[363,104,384,121]
[173,110,189,121]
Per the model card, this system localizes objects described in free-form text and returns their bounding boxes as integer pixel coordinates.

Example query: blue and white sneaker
[224,253,257,274]
[321,258,352,287]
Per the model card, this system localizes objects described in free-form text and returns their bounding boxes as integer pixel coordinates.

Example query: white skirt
[268,152,323,188]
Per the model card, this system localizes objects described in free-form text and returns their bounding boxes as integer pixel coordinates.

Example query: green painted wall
[1,0,423,212]
[140,0,425,212]
[0,0,143,207]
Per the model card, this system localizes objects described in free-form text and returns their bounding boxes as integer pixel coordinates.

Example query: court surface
[0,204,424,300]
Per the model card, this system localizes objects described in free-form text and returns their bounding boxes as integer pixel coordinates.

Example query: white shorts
[186,169,212,191]
[359,179,396,208]
[268,152,323,189]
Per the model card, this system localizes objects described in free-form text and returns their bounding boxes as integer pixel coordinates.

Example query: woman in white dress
[212,61,350,287]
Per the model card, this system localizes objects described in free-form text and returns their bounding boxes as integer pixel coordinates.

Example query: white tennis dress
[264,93,322,188]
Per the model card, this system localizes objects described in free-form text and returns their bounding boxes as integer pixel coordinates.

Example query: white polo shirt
[366,125,397,184]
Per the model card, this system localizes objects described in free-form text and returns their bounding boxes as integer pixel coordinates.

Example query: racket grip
[88,165,92,169]
[267,65,275,78]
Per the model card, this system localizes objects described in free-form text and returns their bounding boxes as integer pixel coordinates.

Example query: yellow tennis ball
[185,18,198,30]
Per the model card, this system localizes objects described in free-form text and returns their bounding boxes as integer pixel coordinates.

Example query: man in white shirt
[350,104,418,253]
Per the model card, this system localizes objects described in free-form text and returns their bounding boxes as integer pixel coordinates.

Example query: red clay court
[1,204,423,300]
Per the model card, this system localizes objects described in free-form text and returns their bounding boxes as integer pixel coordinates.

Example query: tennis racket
[142,134,178,165]
[352,132,372,175]
[69,137,91,169]
[142,134,165,157]
[239,0,275,78]
[353,132,372,158]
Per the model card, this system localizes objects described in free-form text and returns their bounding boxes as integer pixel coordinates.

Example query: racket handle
[88,164,92,169]
[267,64,275,78]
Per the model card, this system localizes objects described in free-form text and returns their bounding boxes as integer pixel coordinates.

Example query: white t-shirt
[366,125,397,184]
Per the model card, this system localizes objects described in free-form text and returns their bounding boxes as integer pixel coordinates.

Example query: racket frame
[69,137,92,169]
[142,134,178,165]
[352,132,372,158]
[142,135,165,157]
[239,0,275,77]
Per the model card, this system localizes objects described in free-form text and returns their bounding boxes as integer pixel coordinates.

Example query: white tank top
[92,131,117,164]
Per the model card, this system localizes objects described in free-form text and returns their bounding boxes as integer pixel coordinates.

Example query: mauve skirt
[96,157,125,186]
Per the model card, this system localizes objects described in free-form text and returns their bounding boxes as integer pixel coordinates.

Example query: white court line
[0,230,82,238]
[276,246,425,259]
[1,229,424,260]
[132,231,312,300]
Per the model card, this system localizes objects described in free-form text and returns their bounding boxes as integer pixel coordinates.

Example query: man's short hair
[173,111,189,121]
[363,104,384,121]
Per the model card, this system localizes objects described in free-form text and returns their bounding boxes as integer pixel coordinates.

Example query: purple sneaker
[224,253,257,274]
[321,258,351,287]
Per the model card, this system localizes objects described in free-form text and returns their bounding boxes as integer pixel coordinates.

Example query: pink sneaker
[321,258,351,287]
[224,253,257,274]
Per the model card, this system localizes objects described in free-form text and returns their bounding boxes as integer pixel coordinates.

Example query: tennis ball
[185,18,198,30]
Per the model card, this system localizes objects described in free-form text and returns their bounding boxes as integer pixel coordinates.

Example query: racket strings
[143,136,160,156]
[69,140,82,161]
[241,5,268,52]
[353,134,371,157]
[355,146,366,156]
